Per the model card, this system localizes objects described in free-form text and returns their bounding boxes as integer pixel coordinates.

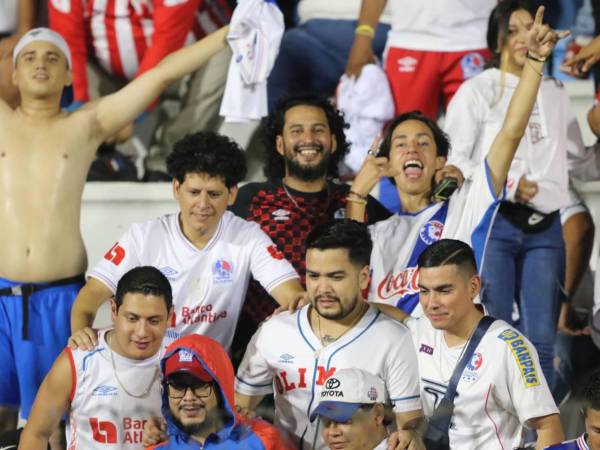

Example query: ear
[167,307,174,326]
[11,66,17,87]
[330,132,338,154]
[359,265,370,291]
[373,403,385,426]
[227,185,239,206]
[110,298,118,323]
[275,135,285,156]
[64,69,73,87]
[435,156,446,171]
[469,274,482,300]
[172,178,181,200]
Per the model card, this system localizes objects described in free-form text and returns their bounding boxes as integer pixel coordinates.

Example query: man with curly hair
[69,131,304,352]
[229,94,390,362]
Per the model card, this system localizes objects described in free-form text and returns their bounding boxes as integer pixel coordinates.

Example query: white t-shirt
[406,317,558,450]
[368,162,499,315]
[235,305,421,449]
[65,328,177,449]
[385,0,496,52]
[445,68,586,213]
[89,211,298,350]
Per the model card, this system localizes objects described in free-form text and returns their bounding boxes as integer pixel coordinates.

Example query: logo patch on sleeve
[497,329,540,387]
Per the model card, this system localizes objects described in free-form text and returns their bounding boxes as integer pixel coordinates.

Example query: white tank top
[65,328,171,449]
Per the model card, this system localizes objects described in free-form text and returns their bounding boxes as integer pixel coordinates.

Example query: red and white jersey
[385,0,496,52]
[368,162,499,315]
[48,0,231,102]
[405,317,558,450]
[235,305,421,449]
[89,211,299,350]
[65,328,177,449]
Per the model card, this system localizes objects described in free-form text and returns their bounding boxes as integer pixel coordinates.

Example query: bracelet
[355,24,375,38]
[349,190,368,200]
[526,51,547,63]
[346,196,367,206]
[526,59,544,77]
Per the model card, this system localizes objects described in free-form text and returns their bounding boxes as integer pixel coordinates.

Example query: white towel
[219,0,284,123]
[336,64,394,172]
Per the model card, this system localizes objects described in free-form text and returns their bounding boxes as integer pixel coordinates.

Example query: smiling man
[69,131,304,352]
[19,266,177,449]
[147,334,293,449]
[230,94,390,363]
[401,239,563,449]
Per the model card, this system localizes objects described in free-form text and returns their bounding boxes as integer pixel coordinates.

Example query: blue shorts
[0,275,83,419]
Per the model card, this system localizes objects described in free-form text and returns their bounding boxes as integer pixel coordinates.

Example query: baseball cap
[164,349,213,382]
[309,369,386,423]
[13,28,72,68]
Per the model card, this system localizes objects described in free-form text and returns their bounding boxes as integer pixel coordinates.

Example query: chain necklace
[316,301,367,348]
[281,182,332,220]
[108,332,159,399]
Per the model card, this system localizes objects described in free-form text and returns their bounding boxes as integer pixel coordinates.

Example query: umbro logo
[92,385,118,396]
[278,353,294,363]
[272,209,291,221]
[397,56,417,73]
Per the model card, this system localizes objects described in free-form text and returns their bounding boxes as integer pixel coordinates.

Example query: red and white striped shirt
[49,0,231,102]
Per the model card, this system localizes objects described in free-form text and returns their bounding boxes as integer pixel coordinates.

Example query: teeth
[403,160,423,169]
[299,149,317,155]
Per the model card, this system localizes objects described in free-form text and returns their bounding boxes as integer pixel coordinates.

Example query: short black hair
[262,94,350,181]
[379,111,450,159]
[578,369,600,413]
[166,131,247,188]
[417,239,477,276]
[486,0,535,69]
[115,266,173,312]
[306,219,372,267]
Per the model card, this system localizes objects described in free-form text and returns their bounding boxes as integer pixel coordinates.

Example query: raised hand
[525,6,570,60]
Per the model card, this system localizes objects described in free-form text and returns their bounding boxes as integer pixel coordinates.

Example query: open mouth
[403,159,424,179]
[295,145,323,162]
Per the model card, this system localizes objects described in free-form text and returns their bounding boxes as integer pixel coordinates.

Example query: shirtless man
[0,26,228,431]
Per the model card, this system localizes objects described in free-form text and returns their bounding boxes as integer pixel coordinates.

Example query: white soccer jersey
[65,328,178,449]
[386,0,496,52]
[235,305,421,449]
[368,162,499,314]
[89,211,298,350]
[406,318,558,450]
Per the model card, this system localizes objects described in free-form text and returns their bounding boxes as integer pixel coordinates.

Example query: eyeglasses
[166,381,213,399]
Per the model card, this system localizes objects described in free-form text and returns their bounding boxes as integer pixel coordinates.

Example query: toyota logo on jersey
[325,378,341,389]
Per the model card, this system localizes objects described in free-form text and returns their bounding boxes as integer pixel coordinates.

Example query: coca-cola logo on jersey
[377,267,419,300]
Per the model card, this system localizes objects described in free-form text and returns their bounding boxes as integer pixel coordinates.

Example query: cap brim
[309,402,363,423]
[592,309,600,350]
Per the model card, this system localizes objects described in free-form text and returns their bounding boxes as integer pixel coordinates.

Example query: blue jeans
[267,19,390,111]
[481,211,564,388]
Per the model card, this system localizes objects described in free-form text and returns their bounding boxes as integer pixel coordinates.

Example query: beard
[284,143,332,182]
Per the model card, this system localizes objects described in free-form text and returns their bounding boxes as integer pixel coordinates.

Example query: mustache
[314,294,340,303]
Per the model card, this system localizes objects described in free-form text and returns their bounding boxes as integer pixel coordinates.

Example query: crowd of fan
[2,0,600,449]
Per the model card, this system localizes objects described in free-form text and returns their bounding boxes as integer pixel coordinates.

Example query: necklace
[281,182,332,219]
[108,332,159,399]
[315,301,366,348]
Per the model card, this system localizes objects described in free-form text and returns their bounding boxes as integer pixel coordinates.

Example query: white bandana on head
[13,27,72,68]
